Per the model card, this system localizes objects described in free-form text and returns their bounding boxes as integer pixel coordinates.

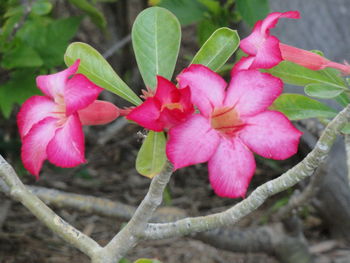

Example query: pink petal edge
[64,73,103,116]
[208,138,256,198]
[126,98,164,132]
[177,64,226,117]
[239,110,302,160]
[36,60,80,101]
[17,96,56,139]
[46,114,86,168]
[21,117,58,177]
[225,70,283,117]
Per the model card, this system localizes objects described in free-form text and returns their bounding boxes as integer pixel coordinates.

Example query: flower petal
[178,86,195,114]
[240,11,300,69]
[77,100,120,125]
[64,74,103,116]
[260,11,300,34]
[166,115,220,169]
[177,64,226,117]
[231,56,255,75]
[250,35,282,69]
[47,114,86,167]
[225,70,283,116]
[239,111,302,160]
[21,117,58,177]
[126,98,164,132]
[36,60,80,100]
[155,76,180,103]
[17,96,56,139]
[208,138,256,198]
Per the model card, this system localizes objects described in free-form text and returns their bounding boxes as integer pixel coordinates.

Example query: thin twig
[103,35,131,59]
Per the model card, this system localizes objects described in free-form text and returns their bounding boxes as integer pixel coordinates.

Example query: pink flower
[126,76,194,132]
[166,65,302,198]
[237,11,350,75]
[17,60,119,178]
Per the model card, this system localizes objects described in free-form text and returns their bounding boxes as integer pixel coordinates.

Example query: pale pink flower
[17,60,119,177]
[166,64,302,198]
[236,11,350,75]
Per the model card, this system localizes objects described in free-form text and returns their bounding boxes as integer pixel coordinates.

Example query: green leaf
[1,44,43,69]
[31,0,53,15]
[267,61,348,89]
[136,131,167,178]
[236,0,269,27]
[17,16,81,68]
[0,69,41,118]
[304,83,345,99]
[197,19,218,46]
[191,27,239,72]
[271,94,338,120]
[134,259,162,263]
[67,0,106,28]
[64,42,141,105]
[132,7,181,89]
[341,123,350,134]
[198,0,221,15]
[157,0,207,25]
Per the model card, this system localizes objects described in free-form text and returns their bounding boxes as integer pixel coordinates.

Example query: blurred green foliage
[0,0,110,118]
[152,0,269,45]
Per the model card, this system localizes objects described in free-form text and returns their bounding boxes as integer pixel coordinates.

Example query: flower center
[161,102,184,111]
[52,94,68,126]
[211,106,244,137]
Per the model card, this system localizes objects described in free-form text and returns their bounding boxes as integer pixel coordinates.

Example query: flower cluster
[20,10,346,198]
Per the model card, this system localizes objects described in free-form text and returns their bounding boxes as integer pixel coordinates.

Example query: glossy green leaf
[271,94,337,120]
[31,0,53,15]
[64,42,141,105]
[67,0,106,28]
[191,27,239,72]
[136,131,167,178]
[267,61,347,89]
[1,44,43,69]
[304,83,345,99]
[132,7,181,89]
[236,0,269,27]
[157,0,206,25]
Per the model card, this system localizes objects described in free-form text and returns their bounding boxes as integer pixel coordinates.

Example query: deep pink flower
[17,60,119,177]
[237,11,350,75]
[166,65,302,198]
[126,76,194,132]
